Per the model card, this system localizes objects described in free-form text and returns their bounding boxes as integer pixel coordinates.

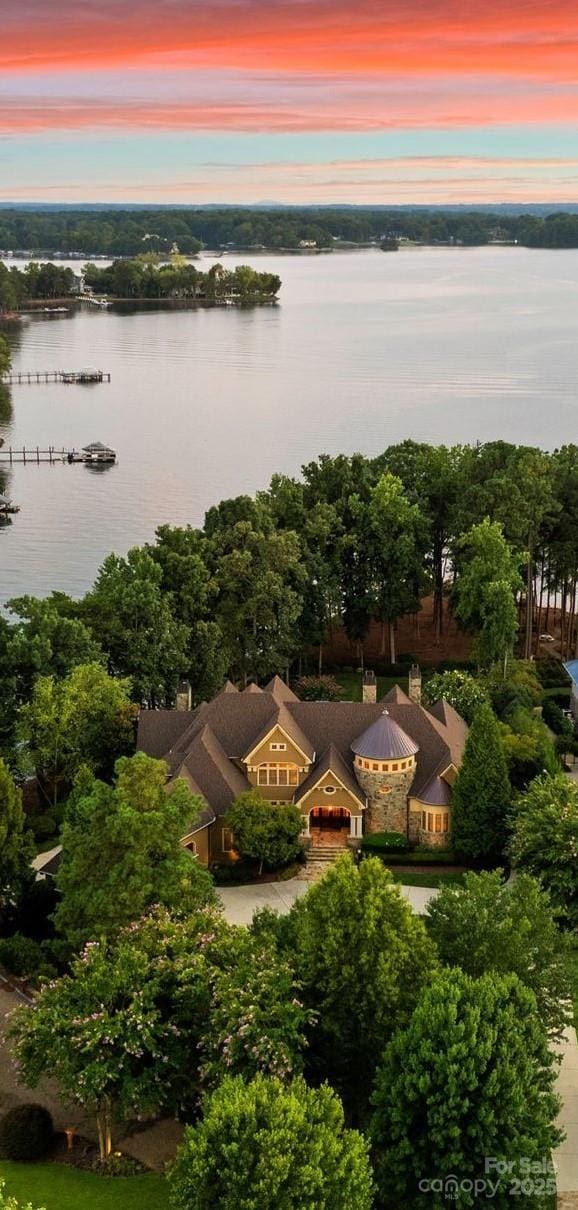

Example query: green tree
[451,701,511,861]
[427,869,571,1040]
[370,969,561,1209]
[454,518,522,673]
[6,594,102,701]
[18,662,136,805]
[85,547,190,704]
[293,854,437,1107]
[227,792,303,874]
[510,772,578,926]
[169,1074,374,1210]
[358,472,426,662]
[422,669,488,723]
[0,759,33,905]
[54,753,215,945]
[0,334,11,375]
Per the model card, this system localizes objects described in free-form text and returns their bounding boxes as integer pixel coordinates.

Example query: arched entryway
[308,805,351,848]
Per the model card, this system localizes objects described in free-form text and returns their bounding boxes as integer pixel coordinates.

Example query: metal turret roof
[351,709,419,760]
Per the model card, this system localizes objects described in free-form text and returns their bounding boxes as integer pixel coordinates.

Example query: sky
[2,0,578,204]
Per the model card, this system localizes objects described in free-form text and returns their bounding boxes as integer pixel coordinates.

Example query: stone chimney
[408,664,422,705]
[176,679,192,711]
[362,670,377,704]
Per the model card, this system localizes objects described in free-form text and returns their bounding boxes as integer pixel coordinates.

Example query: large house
[137,668,468,865]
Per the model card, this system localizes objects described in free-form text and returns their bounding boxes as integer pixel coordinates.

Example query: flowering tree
[11,908,220,1158]
[12,906,310,1157]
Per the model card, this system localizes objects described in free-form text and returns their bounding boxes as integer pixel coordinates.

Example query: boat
[82,441,117,465]
[41,307,70,314]
[0,492,20,514]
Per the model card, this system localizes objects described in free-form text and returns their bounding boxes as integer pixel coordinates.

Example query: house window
[187,840,198,856]
[257,763,298,786]
[424,812,449,834]
[222,828,234,853]
[324,785,336,795]
[270,742,287,751]
[372,763,379,771]
[392,763,398,772]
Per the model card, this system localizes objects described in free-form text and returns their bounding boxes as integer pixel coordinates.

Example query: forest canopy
[1,207,578,256]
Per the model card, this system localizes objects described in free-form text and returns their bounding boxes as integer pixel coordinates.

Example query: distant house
[563,660,578,723]
[137,671,468,865]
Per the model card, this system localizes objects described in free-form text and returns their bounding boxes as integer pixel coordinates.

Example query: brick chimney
[408,664,422,705]
[176,679,192,711]
[362,670,377,703]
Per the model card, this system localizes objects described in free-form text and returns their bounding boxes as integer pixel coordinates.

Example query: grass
[388,870,466,889]
[0,1162,168,1210]
[332,672,403,702]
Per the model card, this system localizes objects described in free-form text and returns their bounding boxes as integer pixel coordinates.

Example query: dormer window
[270,742,287,752]
[258,763,298,786]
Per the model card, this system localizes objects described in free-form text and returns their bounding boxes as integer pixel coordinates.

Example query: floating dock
[0,442,116,466]
[1,369,110,385]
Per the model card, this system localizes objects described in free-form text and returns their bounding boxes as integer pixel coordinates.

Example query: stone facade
[362,671,377,704]
[354,765,415,834]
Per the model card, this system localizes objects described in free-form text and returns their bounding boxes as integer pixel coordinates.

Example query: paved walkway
[218,877,438,925]
[555,1027,578,1201]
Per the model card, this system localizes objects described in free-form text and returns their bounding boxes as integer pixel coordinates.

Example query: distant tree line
[2,207,578,257]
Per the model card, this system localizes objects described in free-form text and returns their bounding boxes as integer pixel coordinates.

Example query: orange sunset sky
[2,0,578,203]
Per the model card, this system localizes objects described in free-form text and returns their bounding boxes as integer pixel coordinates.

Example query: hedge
[370,849,459,866]
[361,832,409,854]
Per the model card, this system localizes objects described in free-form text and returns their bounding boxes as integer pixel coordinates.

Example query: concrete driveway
[218,878,438,925]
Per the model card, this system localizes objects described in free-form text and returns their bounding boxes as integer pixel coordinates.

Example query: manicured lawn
[388,870,466,889]
[333,672,403,702]
[0,1162,168,1210]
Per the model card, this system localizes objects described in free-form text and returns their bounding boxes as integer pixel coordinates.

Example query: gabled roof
[243,682,263,695]
[264,675,298,703]
[176,724,249,817]
[295,744,365,806]
[351,709,419,760]
[243,701,315,763]
[426,699,468,768]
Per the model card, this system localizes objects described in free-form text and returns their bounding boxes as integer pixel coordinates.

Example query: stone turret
[362,670,377,703]
[351,710,419,835]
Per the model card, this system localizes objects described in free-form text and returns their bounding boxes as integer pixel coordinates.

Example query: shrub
[361,831,409,853]
[294,675,342,701]
[0,934,49,979]
[30,813,57,841]
[226,793,303,874]
[0,1104,54,1161]
[543,698,574,738]
[377,849,458,866]
[537,657,569,688]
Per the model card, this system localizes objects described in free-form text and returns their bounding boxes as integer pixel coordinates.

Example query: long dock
[0,447,83,465]
[1,370,110,385]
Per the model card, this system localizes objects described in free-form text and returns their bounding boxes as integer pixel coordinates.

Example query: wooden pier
[1,369,110,385]
[0,447,83,465]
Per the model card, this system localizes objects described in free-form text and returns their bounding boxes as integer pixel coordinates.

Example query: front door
[309,806,350,846]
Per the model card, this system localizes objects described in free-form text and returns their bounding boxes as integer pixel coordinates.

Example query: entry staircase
[306,843,349,865]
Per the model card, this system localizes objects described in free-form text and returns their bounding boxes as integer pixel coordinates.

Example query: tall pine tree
[451,702,511,861]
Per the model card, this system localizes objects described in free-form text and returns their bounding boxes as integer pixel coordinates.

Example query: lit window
[222,828,234,853]
[257,764,298,786]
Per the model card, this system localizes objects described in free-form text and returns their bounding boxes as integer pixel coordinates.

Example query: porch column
[301,810,310,838]
[350,814,362,839]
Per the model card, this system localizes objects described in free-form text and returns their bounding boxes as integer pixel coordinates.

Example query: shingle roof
[264,675,298,703]
[413,775,452,806]
[243,682,263,694]
[295,743,365,806]
[137,679,467,825]
[351,710,420,760]
[382,684,412,705]
[219,680,239,695]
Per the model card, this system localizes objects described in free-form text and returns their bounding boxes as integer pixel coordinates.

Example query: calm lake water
[1,245,577,605]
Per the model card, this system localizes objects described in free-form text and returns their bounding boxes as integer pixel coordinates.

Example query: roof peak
[351,711,419,760]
